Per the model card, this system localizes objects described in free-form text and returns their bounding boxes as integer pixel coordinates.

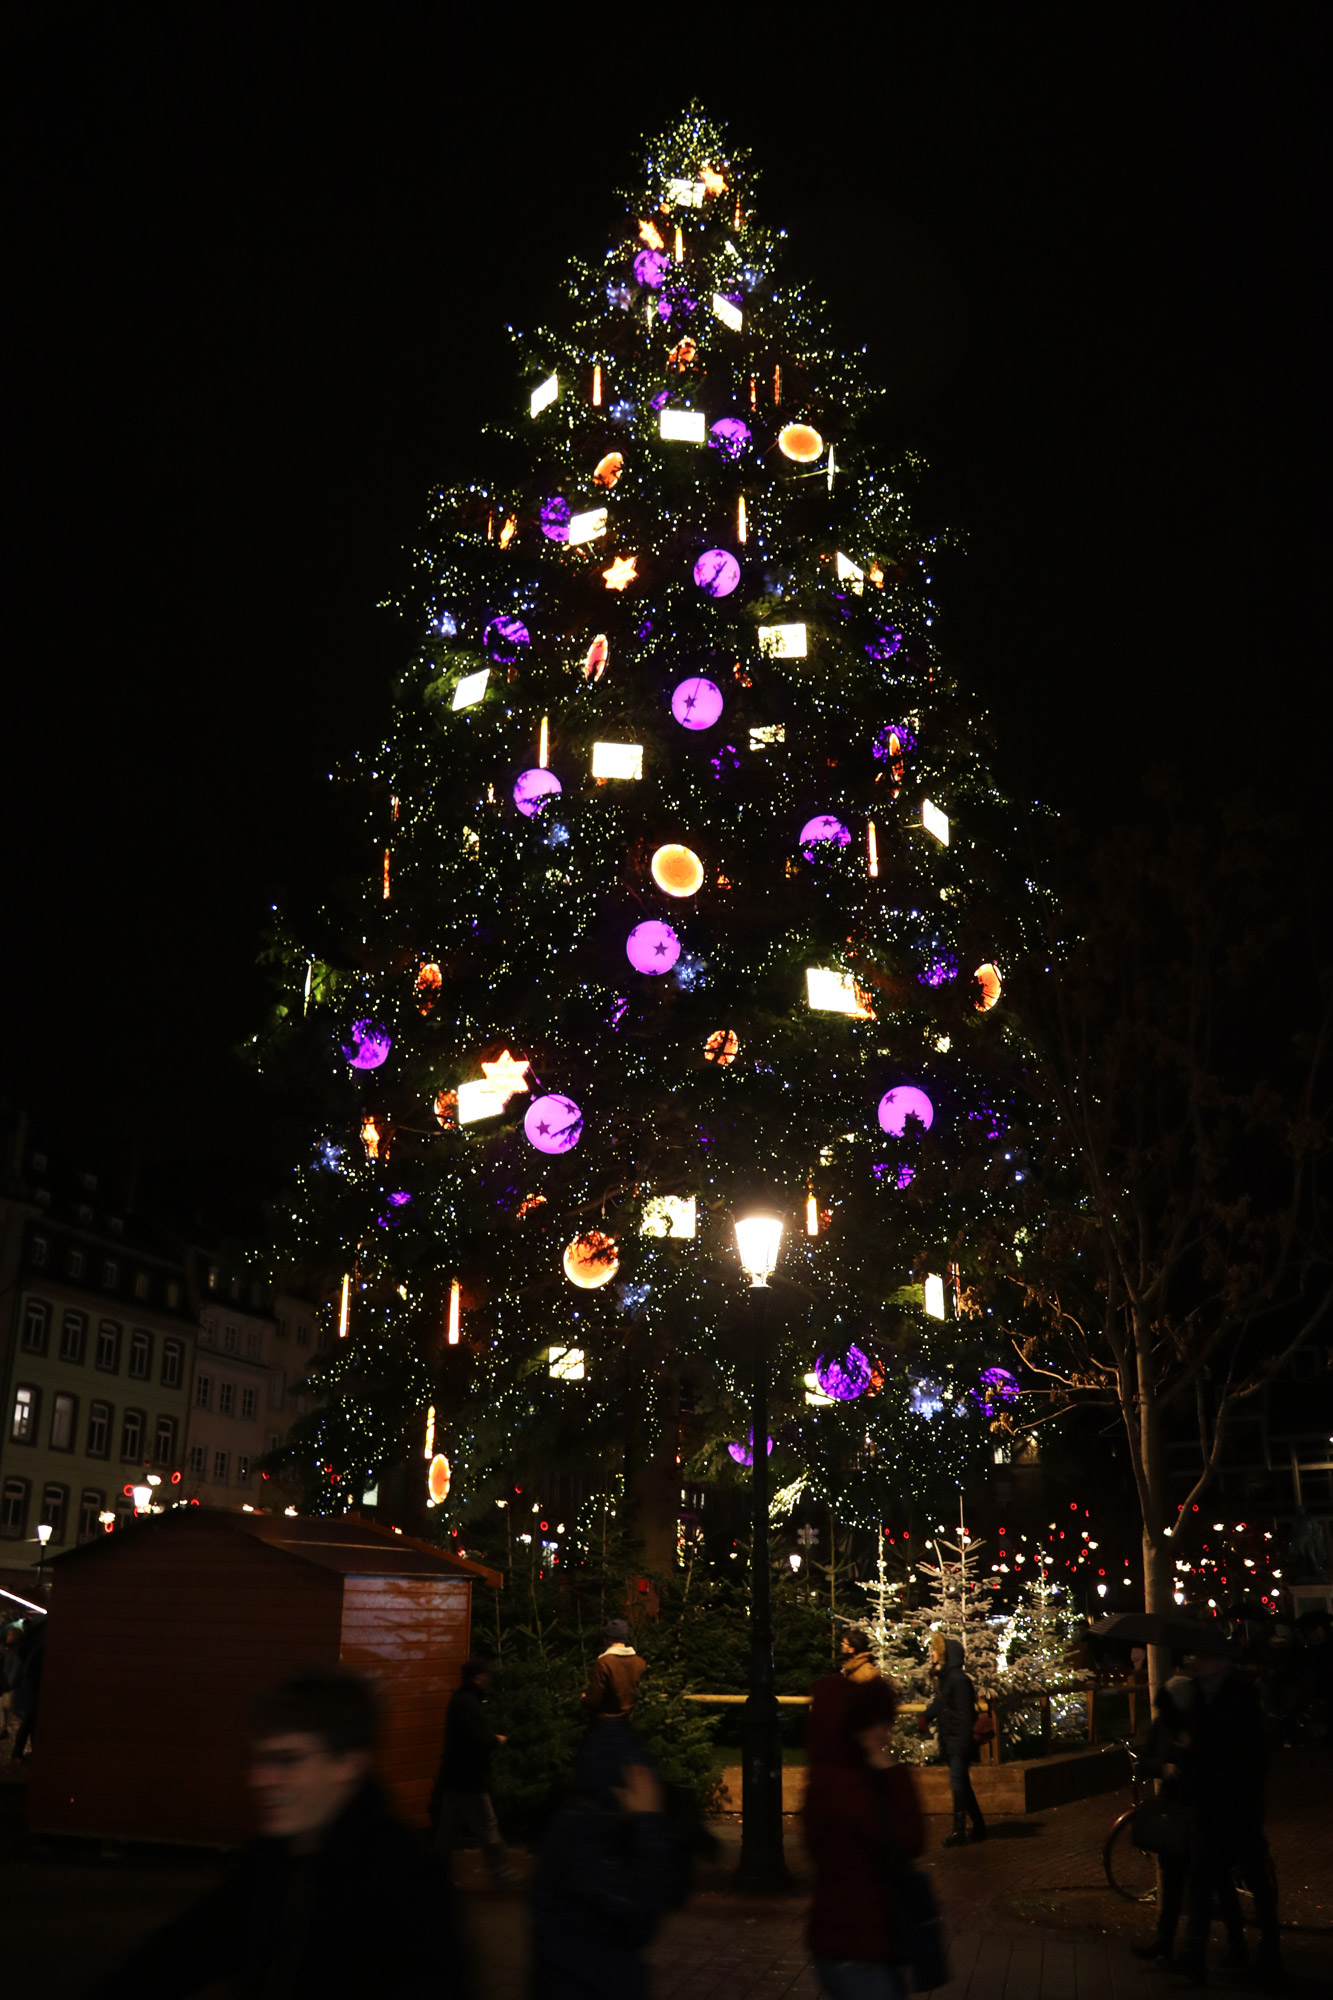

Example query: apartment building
[184,1289,321,1504]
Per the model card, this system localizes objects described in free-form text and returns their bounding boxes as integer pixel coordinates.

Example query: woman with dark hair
[804,1676,926,2000]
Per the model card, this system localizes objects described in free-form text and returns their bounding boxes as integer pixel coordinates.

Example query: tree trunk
[1136,1350,1173,1699]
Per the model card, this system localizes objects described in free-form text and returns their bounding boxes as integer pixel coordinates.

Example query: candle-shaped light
[382,850,391,899]
[592,362,602,406]
[738,495,747,543]
[338,1272,351,1339]
[867,820,879,878]
[447,1277,461,1346]
[538,716,549,768]
[424,1405,435,1459]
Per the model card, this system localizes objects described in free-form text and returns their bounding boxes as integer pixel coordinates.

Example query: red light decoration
[171,1470,182,1484]
[123,1484,135,1498]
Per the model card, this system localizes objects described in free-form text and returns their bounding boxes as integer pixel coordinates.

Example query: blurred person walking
[431,1657,510,1887]
[923,1636,986,1846]
[94,1667,466,1999]
[581,1618,646,1724]
[530,1726,671,2000]
[1176,1646,1283,1990]
[804,1675,927,2000]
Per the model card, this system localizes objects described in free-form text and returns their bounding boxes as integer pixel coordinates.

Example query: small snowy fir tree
[904,1503,1002,1699]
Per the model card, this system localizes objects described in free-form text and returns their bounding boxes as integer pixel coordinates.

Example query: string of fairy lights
[256,106,1052,1525]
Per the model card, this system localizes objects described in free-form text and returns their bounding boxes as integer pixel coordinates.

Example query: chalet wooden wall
[340,1574,471,1827]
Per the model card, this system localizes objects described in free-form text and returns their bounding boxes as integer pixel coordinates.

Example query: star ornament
[480,1050,531,1104]
[603,553,638,591]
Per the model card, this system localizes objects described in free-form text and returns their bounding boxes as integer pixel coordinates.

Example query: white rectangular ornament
[641,1195,697,1239]
[591,741,643,780]
[758,623,808,659]
[835,551,864,594]
[530,373,558,416]
[922,799,950,845]
[451,668,490,710]
[923,1273,946,1320]
[458,1079,506,1124]
[712,292,743,331]
[659,408,707,443]
[666,177,706,207]
[548,1346,586,1380]
[566,507,608,545]
[806,967,873,1017]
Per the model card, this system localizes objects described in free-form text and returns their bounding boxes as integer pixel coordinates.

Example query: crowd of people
[76,1611,1294,1997]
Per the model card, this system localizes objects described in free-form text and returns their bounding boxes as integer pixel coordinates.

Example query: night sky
[7,9,1325,1230]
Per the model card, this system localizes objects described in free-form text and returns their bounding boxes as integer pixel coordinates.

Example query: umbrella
[1088,1612,1236,1654]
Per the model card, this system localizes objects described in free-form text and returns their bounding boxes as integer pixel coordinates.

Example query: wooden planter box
[26,1509,500,1846]
[719,1743,1129,1815]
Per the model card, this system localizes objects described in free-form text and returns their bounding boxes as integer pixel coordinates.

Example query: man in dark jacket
[1177,1650,1283,1989]
[581,1619,647,1723]
[530,1723,671,2000]
[95,1668,466,2000]
[432,1658,510,1887]
[923,1638,985,1847]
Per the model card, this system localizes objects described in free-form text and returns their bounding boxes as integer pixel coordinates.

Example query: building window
[199,1323,216,1349]
[61,1310,88,1364]
[195,1374,213,1411]
[120,1408,144,1461]
[30,1235,48,1268]
[161,1340,184,1389]
[237,1454,251,1485]
[276,1317,289,1341]
[213,1450,229,1484]
[11,1386,38,1444]
[154,1415,176,1465]
[223,1326,238,1355]
[206,1264,219,1293]
[68,1248,85,1279]
[78,1489,105,1542]
[267,1433,280,1454]
[241,1386,257,1422]
[1,1478,30,1539]
[128,1330,153,1380]
[134,1271,150,1300]
[188,1444,206,1477]
[102,1260,119,1289]
[50,1392,77,1451]
[248,1329,262,1360]
[96,1321,122,1372]
[218,1381,234,1418]
[296,1322,310,1348]
[87,1401,111,1457]
[21,1298,50,1355]
[166,1281,181,1309]
[40,1483,68,1544]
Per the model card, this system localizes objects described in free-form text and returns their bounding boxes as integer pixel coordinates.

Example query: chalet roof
[52,1507,502,1588]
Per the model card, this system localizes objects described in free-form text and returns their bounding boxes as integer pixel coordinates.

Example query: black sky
[6,6,1327,1227]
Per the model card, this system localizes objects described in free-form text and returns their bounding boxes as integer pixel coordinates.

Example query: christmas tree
[258,107,1041,1547]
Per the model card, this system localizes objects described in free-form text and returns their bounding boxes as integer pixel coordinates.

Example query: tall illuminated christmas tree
[259,108,1042,1553]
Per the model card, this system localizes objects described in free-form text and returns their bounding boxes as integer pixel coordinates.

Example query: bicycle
[1103,1742,1158,1903]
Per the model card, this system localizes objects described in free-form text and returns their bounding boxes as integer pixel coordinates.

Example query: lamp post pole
[732,1213,792,1895]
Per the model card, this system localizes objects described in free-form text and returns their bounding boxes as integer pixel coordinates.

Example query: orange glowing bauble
[651,843,704,897]
[593,452,624,488]
[428,1453,452,1504]
[433,1088,457,1128]
[974,964,1002,1012]
[584,634,609,680]
[562,1232,620,1289]
[416,962,442,1013]
[667,337,698,369]
[778,423,824,464]
[704,1029,739,1065]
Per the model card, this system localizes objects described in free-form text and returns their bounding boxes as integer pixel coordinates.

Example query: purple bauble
[799,815,851,857]
[513,768,562,817]
[708,417,751,460]
[633,248,669,290]
[341,1020,391,1070]
[523,1093,583,1154]
[874,722,918,761]
[971,1365,1020,1411]
[693,549,741,598]
[540,497,571,543]
[727,1432,774,1467]
[877,1085,935,1136]
[815,1345,872,1401]
[865,626,904,662]
[484,615,531,663]
[671,677,724,730]
[626,920,680,975]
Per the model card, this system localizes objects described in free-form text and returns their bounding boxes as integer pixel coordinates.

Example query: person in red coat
[804,1673,926,2000]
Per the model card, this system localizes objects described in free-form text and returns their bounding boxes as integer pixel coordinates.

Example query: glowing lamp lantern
[484,615,531,663]
[815,1346,873,1402]
[342,1020,391,1070]
[562,1231,619,1288]
[593,452,624,488]
[708,417,751,460]
[626,920,680,975]
[671,677,725,729]
[799,815,851,858]
[877,1086,935,1136]
[692,550,740,598]
[523,1093,583,1154]
[778,422,824,463]
[513,768,562,817]
[705,1028,739,1064]
[733,1212,783,1288]
[975,963,1002,1012]
[428,1454,452,1505]
[727,1432,774,1466]
[651,844,704,897]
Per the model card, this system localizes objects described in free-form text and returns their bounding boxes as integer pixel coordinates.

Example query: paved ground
[5,1743,1331,1998]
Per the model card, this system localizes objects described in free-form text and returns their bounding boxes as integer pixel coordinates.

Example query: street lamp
[35,1522,53,1586]
[131,1482,153,1514]
[731,1210,791,1894]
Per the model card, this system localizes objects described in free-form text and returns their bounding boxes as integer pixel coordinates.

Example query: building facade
[184,1289,321,1506]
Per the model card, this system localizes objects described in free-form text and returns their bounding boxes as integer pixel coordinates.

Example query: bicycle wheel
[1104,1813,1159,1903]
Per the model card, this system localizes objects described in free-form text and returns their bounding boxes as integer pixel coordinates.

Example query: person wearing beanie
[582,1619,647,1723]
